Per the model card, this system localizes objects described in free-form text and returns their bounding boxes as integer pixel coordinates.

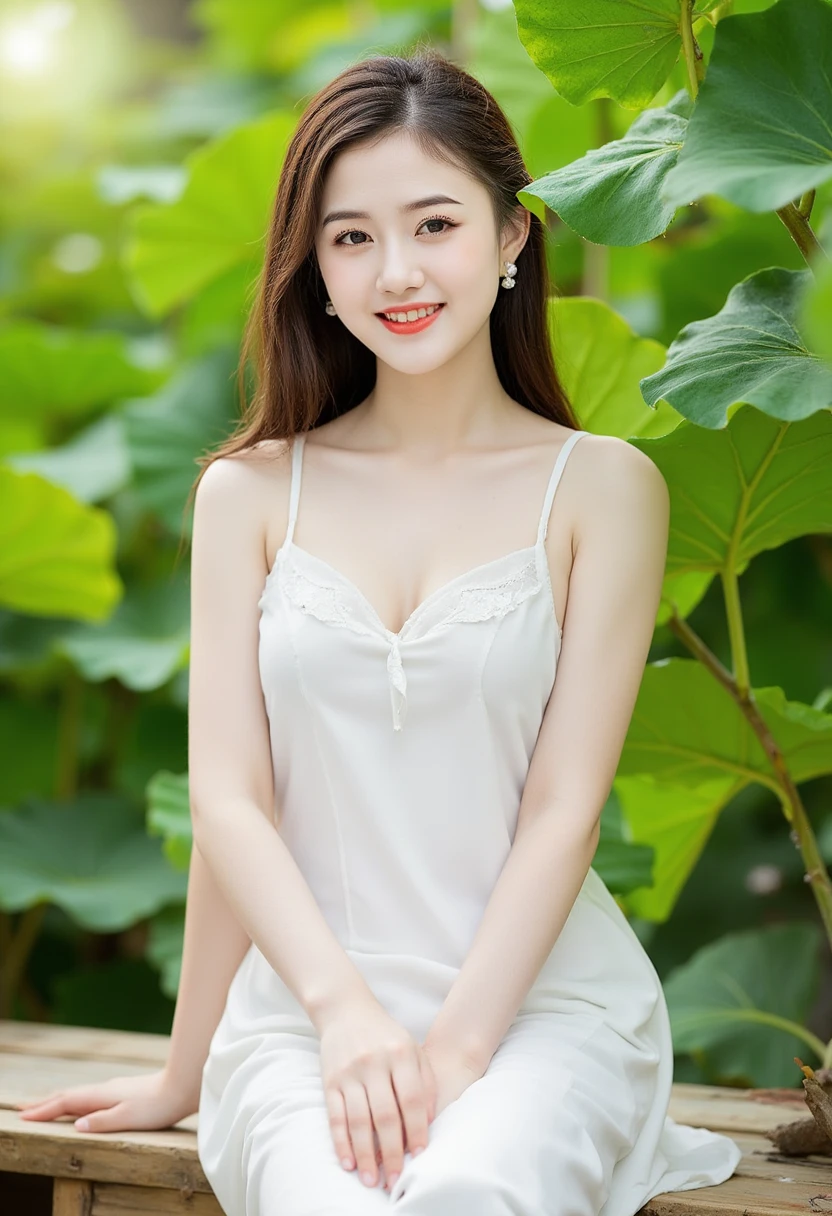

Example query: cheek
[440,230,495,295]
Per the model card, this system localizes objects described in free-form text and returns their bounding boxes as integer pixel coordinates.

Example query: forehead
[319,131,473,206]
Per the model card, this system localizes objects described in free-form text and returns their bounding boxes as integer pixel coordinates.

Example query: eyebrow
[321,194,463,227]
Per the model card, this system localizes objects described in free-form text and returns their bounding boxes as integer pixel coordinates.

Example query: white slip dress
[197,428,742,1216]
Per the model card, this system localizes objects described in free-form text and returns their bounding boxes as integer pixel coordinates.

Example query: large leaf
[664,0,832,212]
[469,2,559,146]
[58,574,190,692]
[633,408,832,590]
[0,795,187,931]
[146,770,192,871]
[549,298,680,438]
[655,210,807,348]
[513,0,712,109]
[620,657,832,787]
[8,413,130,504]
[615,772,741,922]
[640,269,832,427]
[521,92,692,246]
[593,788,656,895]
[0,468,121,620]
[0,697,60,805]
[122,349,238,535]
[802,256,832,365]
[146,905,185,1000]
[0,323,159,422]
[664,922,823,1086]
[124,111,296,316]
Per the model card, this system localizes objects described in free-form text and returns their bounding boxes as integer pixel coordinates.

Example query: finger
[74,1104,130,1133]
[324,1086,354,1172]
[342,1082,377,1187]
[17,1091,102,1121]
[365,1074,404,1192]
[391,1056,430,1160]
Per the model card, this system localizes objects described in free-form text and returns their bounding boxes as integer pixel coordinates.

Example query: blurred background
[1,0,830,1089]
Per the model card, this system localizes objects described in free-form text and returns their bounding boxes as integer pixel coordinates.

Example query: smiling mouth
[376,303,445,322]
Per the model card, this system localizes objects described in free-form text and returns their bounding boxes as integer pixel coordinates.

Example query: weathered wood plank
[90,1182,223,1214]
[53,1178,93,1216]
[0,1022,170,1068]
[0,1108,210,1192]
[642,1133,832,1215]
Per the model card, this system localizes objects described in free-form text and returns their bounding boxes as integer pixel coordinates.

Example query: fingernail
[341,1157,352,1170]
[413,1144,425,1156]
[75,1118,90,1131]
[388,1172,400,1189]
[361,1171,375,1186]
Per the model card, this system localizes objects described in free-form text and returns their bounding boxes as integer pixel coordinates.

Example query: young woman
[19,48,742,1216]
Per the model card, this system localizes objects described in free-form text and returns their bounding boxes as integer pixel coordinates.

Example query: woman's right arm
[185,452,377,1028]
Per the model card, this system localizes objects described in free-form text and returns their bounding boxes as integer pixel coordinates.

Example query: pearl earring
[325,300,337,315]
[501,261,517,289]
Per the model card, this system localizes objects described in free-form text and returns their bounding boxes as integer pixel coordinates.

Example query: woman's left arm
[425,435,670,1072]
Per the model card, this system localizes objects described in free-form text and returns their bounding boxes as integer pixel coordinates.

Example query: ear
[500,203,532,266]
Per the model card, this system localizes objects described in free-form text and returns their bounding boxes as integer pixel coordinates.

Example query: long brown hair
[193,46,577,493]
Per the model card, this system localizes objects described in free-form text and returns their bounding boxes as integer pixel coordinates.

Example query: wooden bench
[0,1018,828,1215]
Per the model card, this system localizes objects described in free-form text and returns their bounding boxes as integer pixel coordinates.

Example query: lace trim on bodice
[274,557,378,641]
[269,548,545,636]
[442,556,541,625]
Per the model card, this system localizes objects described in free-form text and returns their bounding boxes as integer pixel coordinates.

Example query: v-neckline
[276,537,546,640]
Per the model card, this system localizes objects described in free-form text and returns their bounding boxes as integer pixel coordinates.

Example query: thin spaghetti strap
[536,429,587,547]
[284,433,306,547]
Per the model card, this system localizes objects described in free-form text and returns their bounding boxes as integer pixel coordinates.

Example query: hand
[15,1069,196,1133]
[421,1037,486,1122]
[317,1001,438,1194]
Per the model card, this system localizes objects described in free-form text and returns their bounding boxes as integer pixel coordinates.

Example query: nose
[375,237,425,296]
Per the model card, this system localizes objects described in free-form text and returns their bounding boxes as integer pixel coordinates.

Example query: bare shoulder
[569,431,669,518]
[193,439,293,562]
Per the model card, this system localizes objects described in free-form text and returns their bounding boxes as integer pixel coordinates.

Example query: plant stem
[776,202,827,268]
[668,609,832,948]
[0,904,49,1018]
[680,0,702,99]
[798,190,816,221]
[721,568,750,695]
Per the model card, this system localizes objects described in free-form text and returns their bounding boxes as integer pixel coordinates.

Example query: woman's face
[313,131,528,374]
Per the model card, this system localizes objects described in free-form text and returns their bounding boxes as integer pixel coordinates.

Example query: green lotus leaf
[0,794,187,931]
[58,574,190,692]
[469,2,560,144]
[521,92,692,245]
[801,256,832,365]
[124,111,296,316]
[122,349,238,536]
[641,269,832,427]
[0,697,60,805]
[549,297,680,439]
[663,0,832,212]
[620,657,832,787]
[593,788,656,895]
[0,468,121,620]
[513,0,712,109]
[146,770,192,871]
[0,323,159,422]
[615,772,741,922]
[664,922,823,1085]
[147,904,185,1000]
[633,407,832,587]
[8,414,130,504]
